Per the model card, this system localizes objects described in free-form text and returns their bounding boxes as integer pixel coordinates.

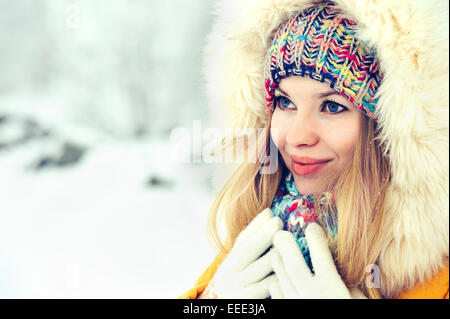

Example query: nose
[285,109,320,148]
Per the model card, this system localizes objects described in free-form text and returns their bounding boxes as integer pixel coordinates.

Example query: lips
[290,155,332,176]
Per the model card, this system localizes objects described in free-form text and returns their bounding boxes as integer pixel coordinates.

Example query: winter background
[0,0,222,298]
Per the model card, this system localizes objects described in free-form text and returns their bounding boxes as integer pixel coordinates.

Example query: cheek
[270,110,287,151]
[325,118,361,162]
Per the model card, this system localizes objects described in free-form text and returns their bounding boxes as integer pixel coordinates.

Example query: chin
[294,183,325,196]
[292,175,328,195]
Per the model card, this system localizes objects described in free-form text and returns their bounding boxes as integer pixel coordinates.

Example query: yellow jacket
[180,254,449,299]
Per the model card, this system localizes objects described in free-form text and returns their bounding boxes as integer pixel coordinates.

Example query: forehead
[277,76,336,97]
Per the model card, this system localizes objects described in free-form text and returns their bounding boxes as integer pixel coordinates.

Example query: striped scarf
[270,171,337,272]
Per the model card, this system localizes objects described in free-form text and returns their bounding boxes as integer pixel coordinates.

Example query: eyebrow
[274,87,338,98]
[317,90,339,98]
[274,87,291,97]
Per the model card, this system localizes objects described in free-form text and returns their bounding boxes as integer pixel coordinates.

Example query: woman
[181,0,449,299]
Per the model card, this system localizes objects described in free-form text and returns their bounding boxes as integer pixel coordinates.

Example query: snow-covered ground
[0,115,218,298]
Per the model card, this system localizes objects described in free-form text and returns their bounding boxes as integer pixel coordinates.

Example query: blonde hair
[207,116,282,252]
[206,112,391,299]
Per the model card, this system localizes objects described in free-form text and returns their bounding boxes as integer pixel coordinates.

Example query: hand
[269,223,367,299]
[204,208,283,299]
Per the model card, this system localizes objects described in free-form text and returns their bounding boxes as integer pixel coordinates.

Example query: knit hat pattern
[264,3,382,118]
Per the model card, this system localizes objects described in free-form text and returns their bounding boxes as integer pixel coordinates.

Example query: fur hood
[202,0,449,298]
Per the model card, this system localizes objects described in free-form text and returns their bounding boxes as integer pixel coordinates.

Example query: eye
[321,100,348,114]
[274,95,295,110]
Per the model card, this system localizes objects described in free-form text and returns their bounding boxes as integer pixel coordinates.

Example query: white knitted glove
[269,223,367,299]
[204,208,283,299]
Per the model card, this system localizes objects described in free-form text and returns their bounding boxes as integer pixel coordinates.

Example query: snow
[0,0,220,298]
[0,136,217,298]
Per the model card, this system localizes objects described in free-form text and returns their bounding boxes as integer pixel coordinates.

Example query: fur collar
[203,0,449,298]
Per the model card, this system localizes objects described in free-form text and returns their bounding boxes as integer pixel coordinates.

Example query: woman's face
[271,76,362,195]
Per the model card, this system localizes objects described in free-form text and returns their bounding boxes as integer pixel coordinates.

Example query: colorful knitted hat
[264,3,382,118]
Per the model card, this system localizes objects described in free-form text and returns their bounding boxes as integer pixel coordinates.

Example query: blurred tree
[0,0,215,139]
